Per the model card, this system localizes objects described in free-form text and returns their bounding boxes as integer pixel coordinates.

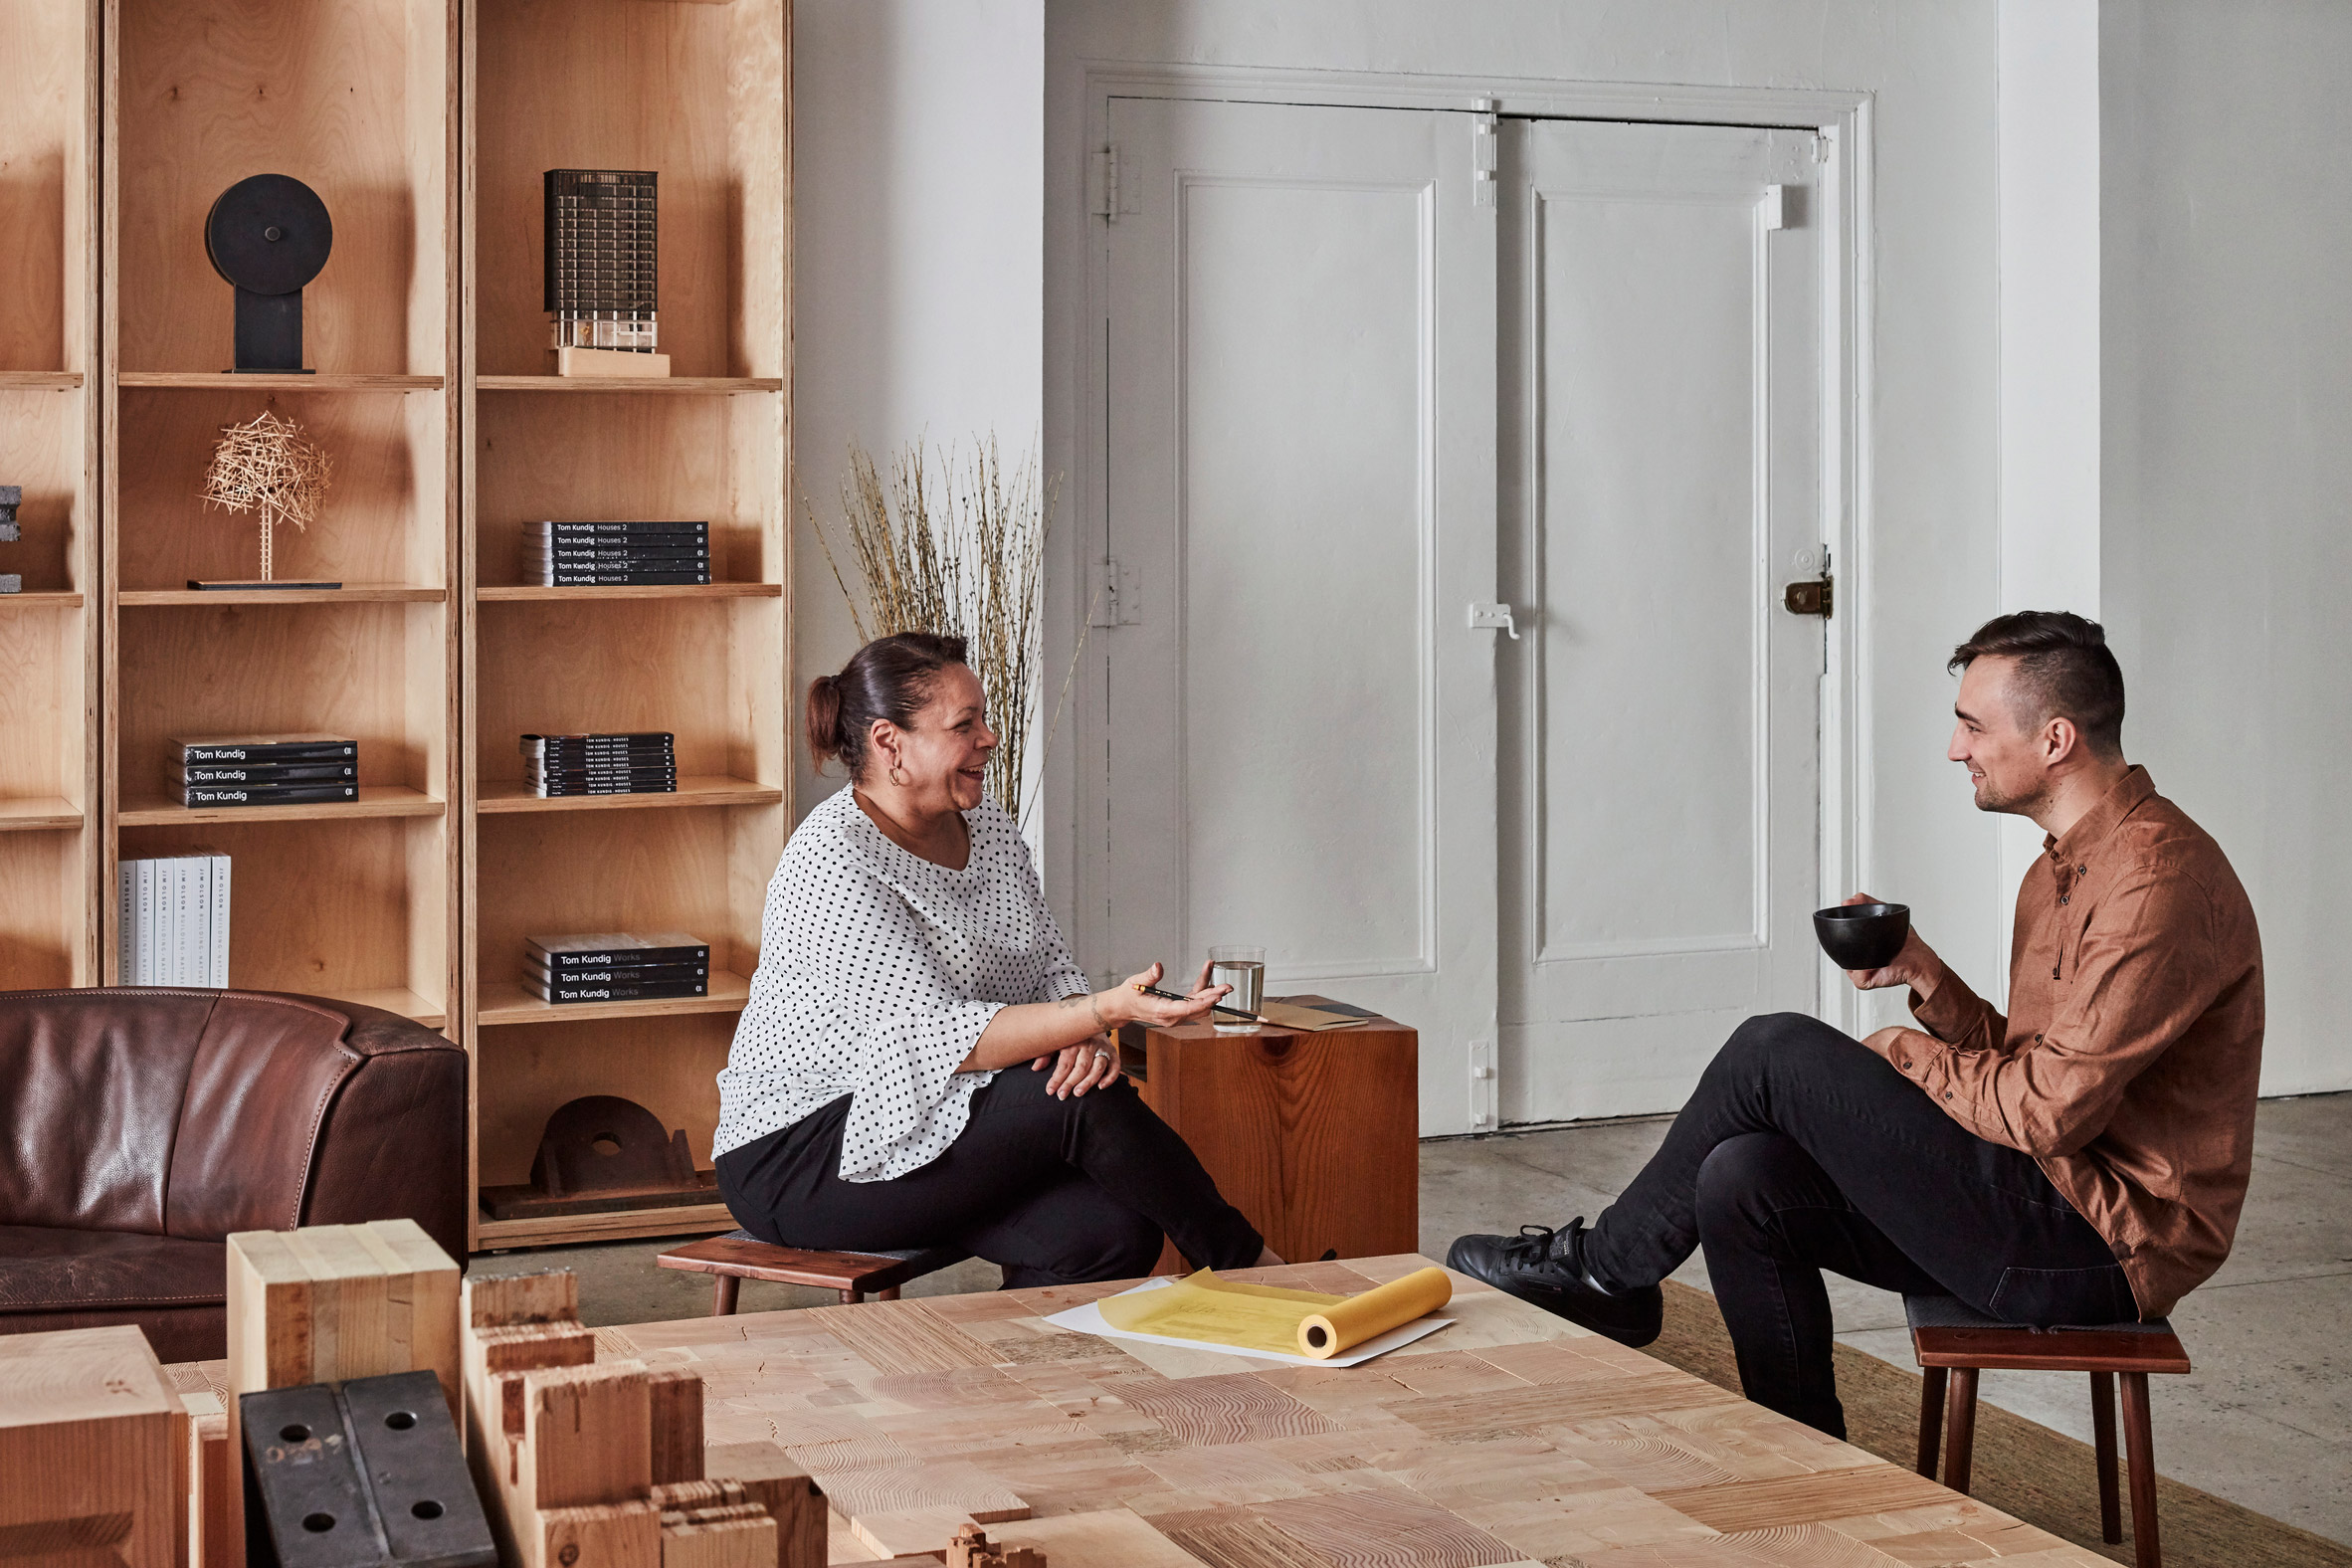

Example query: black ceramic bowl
[1813,902,1911,971]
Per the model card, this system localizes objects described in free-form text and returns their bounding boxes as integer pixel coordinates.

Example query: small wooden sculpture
[947,1522,1046,1568]
[200,409,331,584]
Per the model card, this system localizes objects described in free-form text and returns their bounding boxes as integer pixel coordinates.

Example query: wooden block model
[179,1388,233,1568]
[946,1522,1047,1568]
[462,1273,822,1568]
[0,1325,188,1568]
[222,1220,463,1567]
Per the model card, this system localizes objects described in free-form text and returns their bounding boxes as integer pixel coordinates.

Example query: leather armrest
[294,1000,469,1267]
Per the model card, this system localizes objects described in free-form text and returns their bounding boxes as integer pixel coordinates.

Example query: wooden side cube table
[1118,1000,1418,1273]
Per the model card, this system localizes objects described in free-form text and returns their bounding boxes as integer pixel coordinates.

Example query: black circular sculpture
[206,174,332,373]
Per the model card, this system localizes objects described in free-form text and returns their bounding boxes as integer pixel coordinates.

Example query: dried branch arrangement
[200,410,331,582]
[814,436,1070,824]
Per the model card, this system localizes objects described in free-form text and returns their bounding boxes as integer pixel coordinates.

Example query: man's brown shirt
[1873,766,2263,1317]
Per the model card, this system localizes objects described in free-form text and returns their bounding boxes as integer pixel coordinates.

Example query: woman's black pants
[714,1064,1264,1288]
[1584,1012,2137,1440]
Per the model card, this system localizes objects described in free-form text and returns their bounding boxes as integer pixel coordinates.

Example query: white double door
[1079,97,1828,1131]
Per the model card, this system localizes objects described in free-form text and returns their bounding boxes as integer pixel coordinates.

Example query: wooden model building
[947,1522,1048,1568]
[459,1270,825,1568]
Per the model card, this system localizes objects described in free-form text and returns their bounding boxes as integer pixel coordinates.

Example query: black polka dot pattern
[714,785,1092,1181]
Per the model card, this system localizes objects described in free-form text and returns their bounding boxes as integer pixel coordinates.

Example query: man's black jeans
[1584,1012,2136,1438]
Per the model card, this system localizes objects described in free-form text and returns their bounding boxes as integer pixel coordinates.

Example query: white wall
[1043,0,2014,1019]
[1996,0,2102,989]
[2102,1,2352,1094]
[791,0,1046,814]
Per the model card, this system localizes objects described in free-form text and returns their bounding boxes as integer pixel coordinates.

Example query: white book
[117,862,135,983]
[187,856,211,988]
[134,859,155,984]
[158,860,178,982]
[209,852,232,987]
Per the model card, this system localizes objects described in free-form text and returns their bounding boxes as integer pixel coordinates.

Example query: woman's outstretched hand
[1114,961,1231,1027]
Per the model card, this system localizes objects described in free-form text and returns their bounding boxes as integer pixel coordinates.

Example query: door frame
[1059,63,1876,1040]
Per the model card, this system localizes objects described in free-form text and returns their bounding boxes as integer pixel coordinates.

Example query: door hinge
[1783,547,1833,618]
[1470,98,1498,207]
[1089,145,1119,222]
[1089,558,1140,626]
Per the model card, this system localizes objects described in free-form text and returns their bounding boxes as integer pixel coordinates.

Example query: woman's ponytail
[804,673,847,766]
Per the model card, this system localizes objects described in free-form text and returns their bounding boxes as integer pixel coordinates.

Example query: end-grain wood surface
[607,1255,2113,1568]
[1125,1012,1419,1273]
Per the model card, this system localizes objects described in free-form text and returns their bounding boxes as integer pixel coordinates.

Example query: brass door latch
[1783,547,1833,618]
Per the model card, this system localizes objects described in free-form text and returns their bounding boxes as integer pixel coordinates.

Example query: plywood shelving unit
[51,0,790,1255]
[464,0,792,1250]
[101,0,463,1035]
[0,0,102,989]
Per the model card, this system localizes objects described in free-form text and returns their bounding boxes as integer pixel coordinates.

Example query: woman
[713,631,1275,1285]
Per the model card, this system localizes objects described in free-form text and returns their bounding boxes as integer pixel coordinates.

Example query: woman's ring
[1093,1047,1112,1063]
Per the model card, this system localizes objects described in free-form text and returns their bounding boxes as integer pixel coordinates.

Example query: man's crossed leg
[1449,1013,2132,1438]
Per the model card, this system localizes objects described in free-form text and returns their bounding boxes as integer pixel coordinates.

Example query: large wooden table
[593,1255,2107,1567]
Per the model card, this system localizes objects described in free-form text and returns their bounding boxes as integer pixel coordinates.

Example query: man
[1449,611,2263,1439]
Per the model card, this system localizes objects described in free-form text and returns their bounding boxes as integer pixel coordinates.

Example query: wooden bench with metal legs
[1906,1293,2192,1568]
[657,1230,970,1311]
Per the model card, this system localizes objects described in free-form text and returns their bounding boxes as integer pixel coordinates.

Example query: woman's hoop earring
[887,763,910,787]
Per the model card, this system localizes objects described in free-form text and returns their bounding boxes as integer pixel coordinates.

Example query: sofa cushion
[0,1223,225,1314]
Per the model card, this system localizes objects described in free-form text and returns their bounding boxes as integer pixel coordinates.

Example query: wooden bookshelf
[101,0,463,1042]
[27,0,794,1255]
[462,0,792,1249]
[0,0,101,989]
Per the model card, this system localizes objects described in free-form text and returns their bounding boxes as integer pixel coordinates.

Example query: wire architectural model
[200,410,331,583]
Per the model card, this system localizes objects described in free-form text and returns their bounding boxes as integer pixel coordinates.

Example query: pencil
[1133,981,1262,1023]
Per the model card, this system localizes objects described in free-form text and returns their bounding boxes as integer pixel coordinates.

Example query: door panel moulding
[1072,64,1874,1040]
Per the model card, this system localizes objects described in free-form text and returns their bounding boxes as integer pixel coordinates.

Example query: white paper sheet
[1044,1275,1453,1367]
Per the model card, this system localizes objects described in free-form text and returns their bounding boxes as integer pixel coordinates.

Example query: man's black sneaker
[1445,1219,1664,1348]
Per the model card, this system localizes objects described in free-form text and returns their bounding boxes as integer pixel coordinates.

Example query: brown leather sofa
[0,987,468,1362]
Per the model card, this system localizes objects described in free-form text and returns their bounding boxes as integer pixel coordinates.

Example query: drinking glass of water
[1208,945,1265,1033]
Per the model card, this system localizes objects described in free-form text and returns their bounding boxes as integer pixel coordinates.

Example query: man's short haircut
[1948,611,2126,755]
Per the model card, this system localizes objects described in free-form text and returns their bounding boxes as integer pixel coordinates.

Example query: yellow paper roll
[1294,1266,1452,1359]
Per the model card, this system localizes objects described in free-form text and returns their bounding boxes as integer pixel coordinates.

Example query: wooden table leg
[2121,1370,2162,1568]
[2090,1369,2122,1544]
[1942,1367,1980,1495]
[712,1274,741,1316]
[1916,1366,1947,1479]
[879,1285,901,1300]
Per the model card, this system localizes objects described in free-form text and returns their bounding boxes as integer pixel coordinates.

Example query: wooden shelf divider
[474,375,782,395]
[116,372,445,392]
[119,586,447,607]
[477,581,781,602]
[476,970,754,1028]
[0,798,88,834]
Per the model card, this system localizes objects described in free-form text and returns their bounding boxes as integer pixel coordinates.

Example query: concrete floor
[480,1091,2351,1546]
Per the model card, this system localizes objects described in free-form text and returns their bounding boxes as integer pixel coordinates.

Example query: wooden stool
[1906,1293,2192,1568]
[658,1230,969,1312]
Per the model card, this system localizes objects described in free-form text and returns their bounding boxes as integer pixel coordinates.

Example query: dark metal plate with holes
[242,1383,387,1568]
[338,1372,496,1568]
[242,1375,494,1568]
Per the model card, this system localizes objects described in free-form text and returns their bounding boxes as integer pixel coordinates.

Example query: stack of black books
[523,931,710,1004]
[0,485,19,594]
[171,733,359,807]
[526,520,709,586]
[520,731,677,797]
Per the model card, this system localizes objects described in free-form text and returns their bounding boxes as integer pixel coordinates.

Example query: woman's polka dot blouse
[713,784,1092,1182]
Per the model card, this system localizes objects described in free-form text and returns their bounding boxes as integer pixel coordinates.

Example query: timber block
[0,1325,186,1568]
